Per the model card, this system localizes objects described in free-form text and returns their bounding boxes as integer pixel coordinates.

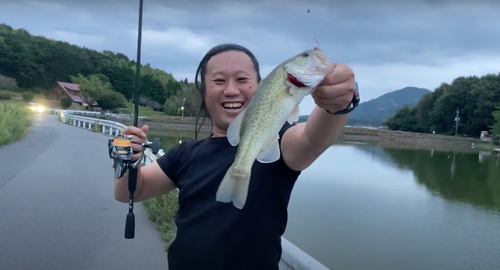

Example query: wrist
[325,82,360,115]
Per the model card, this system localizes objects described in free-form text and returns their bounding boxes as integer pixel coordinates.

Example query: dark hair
[193,43,262,140]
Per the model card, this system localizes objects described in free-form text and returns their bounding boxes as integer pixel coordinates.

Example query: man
[114,43,358,270]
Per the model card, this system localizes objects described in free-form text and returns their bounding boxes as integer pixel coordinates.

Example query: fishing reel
[108,134,161,240]
[108,134,161,179]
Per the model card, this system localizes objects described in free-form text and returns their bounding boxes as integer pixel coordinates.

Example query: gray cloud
[1,0,500,113]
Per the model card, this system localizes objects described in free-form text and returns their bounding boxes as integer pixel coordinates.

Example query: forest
[384,73,500,142]
[0,23,201,116]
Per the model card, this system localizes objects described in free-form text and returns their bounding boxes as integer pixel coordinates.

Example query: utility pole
[454,107,460,137]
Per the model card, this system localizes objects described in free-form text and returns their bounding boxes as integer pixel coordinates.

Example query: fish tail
[216,165,251,209]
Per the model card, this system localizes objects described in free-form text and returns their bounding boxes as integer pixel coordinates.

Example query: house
[46,81,99,110]
[480,131,492,142]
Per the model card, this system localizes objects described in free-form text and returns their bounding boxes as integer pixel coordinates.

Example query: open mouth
[222,102,244,111]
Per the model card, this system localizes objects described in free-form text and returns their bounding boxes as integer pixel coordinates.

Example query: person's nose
[222,80,240,97]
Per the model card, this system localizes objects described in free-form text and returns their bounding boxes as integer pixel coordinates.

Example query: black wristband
[324,82,360,115]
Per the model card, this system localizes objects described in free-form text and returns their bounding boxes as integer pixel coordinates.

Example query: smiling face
[204,50,259,136]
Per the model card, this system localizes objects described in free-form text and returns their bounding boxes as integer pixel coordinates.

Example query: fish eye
[302,52,309,57]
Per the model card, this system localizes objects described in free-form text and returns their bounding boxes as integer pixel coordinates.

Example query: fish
[215,47,335,209]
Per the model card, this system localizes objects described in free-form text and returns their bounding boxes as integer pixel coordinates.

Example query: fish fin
[226,110,244,146]
[256,136,281,163]
[287,105,300,124]
[216,165,251,209]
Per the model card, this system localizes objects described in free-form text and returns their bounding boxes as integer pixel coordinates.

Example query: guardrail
[49,108,147,119]
[50,108,101,116]
[55,110,330,270]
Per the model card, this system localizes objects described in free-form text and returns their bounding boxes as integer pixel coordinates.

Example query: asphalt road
[0,114,168,270]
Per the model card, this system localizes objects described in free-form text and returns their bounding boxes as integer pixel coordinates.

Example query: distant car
[28,102,45,113]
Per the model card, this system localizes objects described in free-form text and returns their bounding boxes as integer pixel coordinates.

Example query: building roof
[56,81,85,103]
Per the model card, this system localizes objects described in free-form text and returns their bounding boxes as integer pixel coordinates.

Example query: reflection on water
[369,147,500,211]
[285,145,500,270]
[148,130,198,153]
[150,131,500,270]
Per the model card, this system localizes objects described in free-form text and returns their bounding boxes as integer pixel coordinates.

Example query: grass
[0,90,45,100]
[474,141,498,151]
[142,189,180,251]
[0,101,33,147]
[125,102,164,117]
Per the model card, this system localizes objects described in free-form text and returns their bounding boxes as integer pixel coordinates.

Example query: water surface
[150,131,500,270]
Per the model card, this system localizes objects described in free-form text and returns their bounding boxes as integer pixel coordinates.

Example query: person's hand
[121,125,149,162]
[312,63,357,114]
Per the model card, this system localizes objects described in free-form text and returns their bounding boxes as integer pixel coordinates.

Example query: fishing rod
[107,0,160,240]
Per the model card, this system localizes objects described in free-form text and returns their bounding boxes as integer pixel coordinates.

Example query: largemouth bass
[215,47,334,209]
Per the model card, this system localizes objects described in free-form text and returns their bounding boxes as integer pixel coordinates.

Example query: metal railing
[53,109,330,270]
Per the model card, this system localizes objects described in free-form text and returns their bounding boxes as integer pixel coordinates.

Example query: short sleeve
[156,142,186,185]
[279,121,296,139]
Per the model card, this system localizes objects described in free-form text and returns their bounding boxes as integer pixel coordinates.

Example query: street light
[181,97,186,117]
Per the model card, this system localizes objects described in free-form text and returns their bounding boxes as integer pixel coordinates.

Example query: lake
[150,130,500,270]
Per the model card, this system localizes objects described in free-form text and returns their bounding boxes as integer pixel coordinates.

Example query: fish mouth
[221,101,244,112]
[312,47,333,73]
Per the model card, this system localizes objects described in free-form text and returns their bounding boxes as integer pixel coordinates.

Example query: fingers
[121,125,149,160]
[122,125,148,140]
[314,80,355,99]
[319,63,354,86]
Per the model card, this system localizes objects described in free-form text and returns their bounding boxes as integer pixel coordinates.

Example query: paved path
[0,114,168,270]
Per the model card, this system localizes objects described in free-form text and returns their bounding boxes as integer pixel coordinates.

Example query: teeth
[222,102,243,109]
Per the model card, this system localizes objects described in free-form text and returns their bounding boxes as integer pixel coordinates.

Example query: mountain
[297,87,431,126]
[347,86,431,126]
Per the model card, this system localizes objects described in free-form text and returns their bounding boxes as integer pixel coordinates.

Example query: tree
[163,83,201,116]
[69,74,127,111]
[385,73,500,137]
[0,23,183,113]
[384,105,419,132]
[491,104,500,145]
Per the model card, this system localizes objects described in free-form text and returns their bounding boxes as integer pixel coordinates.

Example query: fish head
[283,47,334,94]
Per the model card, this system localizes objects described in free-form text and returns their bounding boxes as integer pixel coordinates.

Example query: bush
[0,102,33,146]
[22,92,34,102]
[0,91,11,100]
[61,97,72,109]
[0,74,18,90]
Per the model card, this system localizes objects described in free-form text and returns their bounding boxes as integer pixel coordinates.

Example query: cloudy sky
[2,0,500,114]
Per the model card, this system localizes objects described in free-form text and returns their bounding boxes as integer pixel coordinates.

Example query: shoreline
[108,115,496,152]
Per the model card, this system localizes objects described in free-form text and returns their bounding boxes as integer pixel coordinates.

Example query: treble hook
[313,37,320,48]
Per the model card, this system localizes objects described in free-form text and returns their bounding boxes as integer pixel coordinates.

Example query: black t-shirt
[156,122,302,270]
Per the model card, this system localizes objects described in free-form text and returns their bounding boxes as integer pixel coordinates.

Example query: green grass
[0,101,33,146]
[142,189,180,251]
[0,90,45,100]
[474,141,498,151]
[125,103,164,116]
